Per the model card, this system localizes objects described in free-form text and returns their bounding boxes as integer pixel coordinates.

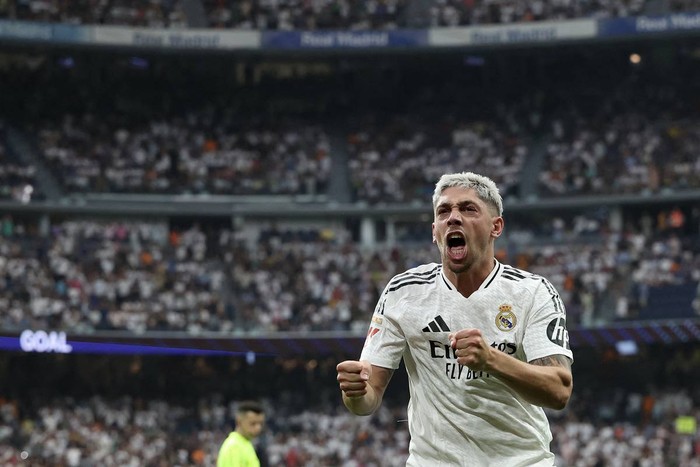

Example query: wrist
[483,346,499,374]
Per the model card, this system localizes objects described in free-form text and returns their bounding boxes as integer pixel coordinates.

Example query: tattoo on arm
[530,355,572,371]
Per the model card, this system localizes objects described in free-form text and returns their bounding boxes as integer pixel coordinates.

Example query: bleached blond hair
[432,172,503,216]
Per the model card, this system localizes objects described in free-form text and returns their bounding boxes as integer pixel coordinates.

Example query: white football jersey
[360,260,573,467]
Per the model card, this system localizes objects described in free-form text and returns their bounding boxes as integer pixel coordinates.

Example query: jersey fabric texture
[360,260,574,467]
[217,432,260,467]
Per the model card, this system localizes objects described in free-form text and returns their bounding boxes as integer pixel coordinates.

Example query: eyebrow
[436,199,479,210]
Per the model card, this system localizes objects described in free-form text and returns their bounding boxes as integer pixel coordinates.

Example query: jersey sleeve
[359,283,407,370]
[521,277,574,363]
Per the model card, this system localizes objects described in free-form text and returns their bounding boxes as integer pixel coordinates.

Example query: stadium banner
[598,12,700,37]
[91,26,260,49]
[2,321,700,355]
[0,20,89,43]
[429,19,596,47]
[0,329,365,356]
[261,30,428,49]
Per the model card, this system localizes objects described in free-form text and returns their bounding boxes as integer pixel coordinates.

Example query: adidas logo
[422,315,450,332]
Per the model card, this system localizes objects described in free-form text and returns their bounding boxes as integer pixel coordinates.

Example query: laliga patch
[363,325,381,348]
[495,304,516,332]
[365,315,384,342]
[547,317,570,350]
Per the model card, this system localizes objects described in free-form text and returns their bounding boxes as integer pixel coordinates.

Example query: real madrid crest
[495,304,516,332]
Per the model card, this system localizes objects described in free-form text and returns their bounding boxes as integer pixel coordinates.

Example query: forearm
[485,350,573,410]
[342,387,382,416]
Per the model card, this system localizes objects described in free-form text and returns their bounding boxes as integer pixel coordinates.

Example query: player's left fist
[449,329,492,370]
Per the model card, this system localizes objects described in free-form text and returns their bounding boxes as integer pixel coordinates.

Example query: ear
[492,216,504,238]
[431,223,437,243]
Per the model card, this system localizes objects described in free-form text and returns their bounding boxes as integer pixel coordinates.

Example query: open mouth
[446,233,467,260]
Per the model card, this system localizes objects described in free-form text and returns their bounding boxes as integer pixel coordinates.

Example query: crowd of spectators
[0,0,189,27]
[342,83,699,203]
[511,206,700,324]
[0,217,230,334]
[8,0,700,29]
[1,4,700,466]
[37,112,331,196]
[535,70,700,198]
[204,0,408,30]
[0,344,698,466]
[28,105,700,200]
[429,0,652,27]
[0,0,408,29]
[346,113,527,204]
[12,71,697,201]
[539,111,700,197]
[0,209,698,335]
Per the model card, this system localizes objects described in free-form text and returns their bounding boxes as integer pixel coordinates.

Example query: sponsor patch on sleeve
[546,317,570,350]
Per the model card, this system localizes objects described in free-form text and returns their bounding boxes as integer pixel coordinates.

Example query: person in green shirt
[217,401,266,467]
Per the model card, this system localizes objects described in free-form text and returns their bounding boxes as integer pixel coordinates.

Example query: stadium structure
[0,1,699,465]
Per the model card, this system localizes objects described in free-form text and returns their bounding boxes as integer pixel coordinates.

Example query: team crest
[495,304,517,332]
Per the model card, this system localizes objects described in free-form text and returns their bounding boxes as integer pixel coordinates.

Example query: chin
[446,261,472,274]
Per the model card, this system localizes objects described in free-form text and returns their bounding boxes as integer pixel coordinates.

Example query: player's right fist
[336,360,372,398]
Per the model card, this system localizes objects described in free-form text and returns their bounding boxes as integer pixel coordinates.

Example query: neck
[444,257,495,298]
[236,430,251,440]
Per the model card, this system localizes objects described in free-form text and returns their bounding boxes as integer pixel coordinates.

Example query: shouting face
[432,186,503,275]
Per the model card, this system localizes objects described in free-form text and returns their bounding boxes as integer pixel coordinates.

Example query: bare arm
[450,329,573,410]
[337,361,394,416]
[491,353,573,410]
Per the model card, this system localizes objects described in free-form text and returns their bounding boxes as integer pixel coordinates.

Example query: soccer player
[217,401,265,467]
[337,171,574,466]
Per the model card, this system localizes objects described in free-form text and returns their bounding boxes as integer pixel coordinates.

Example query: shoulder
[373,263,442,318]
[223,432,249,449]
[500,263,539,282]
[384,263,442,295]
[499,264,565,315]
[500,264,556,290]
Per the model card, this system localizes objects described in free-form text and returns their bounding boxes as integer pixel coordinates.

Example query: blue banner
[0,20,88,43]
[599,12,700,37]
[0,332,266,356]
[262,30,428,49]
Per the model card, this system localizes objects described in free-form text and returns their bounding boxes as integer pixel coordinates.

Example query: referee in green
[217,401,266,467]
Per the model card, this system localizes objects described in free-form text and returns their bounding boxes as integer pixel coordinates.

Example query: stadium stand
[5,0,696,29]
[0,344,698,466]
[0,2,700,466]
[0,122,40,202]
[0,214,697,333]
[36,112,332,195]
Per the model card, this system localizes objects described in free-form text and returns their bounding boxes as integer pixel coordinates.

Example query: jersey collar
[480,260,502,290]
[439,260,502,291]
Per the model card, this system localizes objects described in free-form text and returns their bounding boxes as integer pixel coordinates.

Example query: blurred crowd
[0,216,430,334]
[429,0,651,26]
[37,112,331,196]
[5,0,700,29]
[347,113,526,204]
[1,209,698,334]
[507,209,700,326]
[31,107,530,201]
[1,74,693,203]
[6,104,696,203]
[0,2,699,466]
[539,85,700,197]
[0,345,698,466]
